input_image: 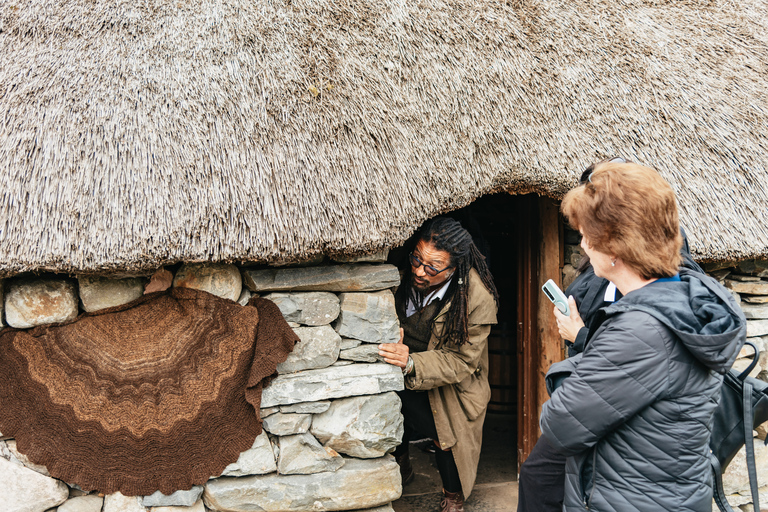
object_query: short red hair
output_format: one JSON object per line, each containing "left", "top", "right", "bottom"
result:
{"left": 561, "top": 162, "right": 682, "bottom": 279}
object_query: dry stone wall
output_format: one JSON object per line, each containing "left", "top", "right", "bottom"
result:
{"left": 0, "top": 256, "right": 404, "bottom": 512}
{"left": 563, "top": 233, "right": 768, "bottom": 512}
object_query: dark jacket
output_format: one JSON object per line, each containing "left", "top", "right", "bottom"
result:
{"left": 540, "top": 269, "right": 746, "bottom": 512}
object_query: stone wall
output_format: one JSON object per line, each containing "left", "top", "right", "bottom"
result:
{"left": 562, "top": 233, "right": 768, "bottom": 512}
{"left": 0, "top": 253, "right": 405, "bottom": 512}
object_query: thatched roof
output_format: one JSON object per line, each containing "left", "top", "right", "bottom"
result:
{"left": 1, "top": 0, "right": 767, "bottom": 275}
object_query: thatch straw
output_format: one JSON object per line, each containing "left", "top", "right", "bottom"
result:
{"left": 0, "top": 0, "right": 766, "bottom": 274}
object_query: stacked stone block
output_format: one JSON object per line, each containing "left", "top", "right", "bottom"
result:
{"left": 0, "top": 256, "right": 404, "bottom": 512}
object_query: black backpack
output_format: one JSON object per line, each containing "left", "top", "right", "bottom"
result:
{"left": 710, "top": 340, "right": 768, "bottom": 512}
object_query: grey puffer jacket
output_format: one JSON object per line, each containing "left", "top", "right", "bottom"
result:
{"left": 540, "top": 269, "right": 746, "bottom": 512}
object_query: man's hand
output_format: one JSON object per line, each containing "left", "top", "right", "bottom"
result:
{"left": 554, "top": 296, "right": 585, "bottom": 341}
{"left": 379, "top": 328, "right": 409, "bottom": 368}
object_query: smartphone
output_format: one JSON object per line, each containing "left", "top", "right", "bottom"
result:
{"left": 542, "top": 279, "right": 570, "bottom": 316}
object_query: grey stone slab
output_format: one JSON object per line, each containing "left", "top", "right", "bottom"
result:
{"left": 142, "top": 487, "right": 203, "bottom": 507}
{"left": 741, "top": 303, "right": 768, "bottom": 319}
{"left": 264, "top": 292, "right": 341, "bottom": 326}
{"left": 220, "top": 432, "right": 277, "bottom": 477}
{"left": 0, "top": 457, "right": 69, "bottom": 512}
{"left": 203, "top": 456, "right": 401, "bottom": 512}
{"left": 243, "top": 264, "right": 400, "bottom": 293}
{"left": 149, "top": 500, "right": 205, "bottom": 512}
{"left": 262, "top": 413, "right": 312, "bottom": 436}
{"left": 57, "top": 495, "right": 105, "bottom": 512}
{"left": 340, "top": 344, "right": 385, "bottom": 364}
{"left": 746, "top": 319, "right": 768, "bottom": 338}
{"left": 103, "top": 492, "right": 148, "bottom": 512}
{"left": 332, "top": 360, "right": 355, "bottom": 366}
{"left": 172, "top": 263, "right": 242, "bottom": 301}
{"left": 332, "top": 250, "right": 390, "bottom": 264}
{"left": 335, "top": 291, "right": 400, "bottom": 344}
{"left": 237, "top": 287, "right": 253, "bottom": 306}
{"left": 311, "top": 392, "right": 403, "bottom": 458}
{"left": 260, "top": 406, "right": 280, "bottom": 418}
{"left": 280, "top": 401, "right": 332, "bottom": 414}
{"left": 261, "top": 363, "right": 404, "bottom": 408}
{"left": 736, "top": 260, "right": 768, "bottom": 276}
{"left": 277, "top": 433, "right": 345, "bottom": 475}
{"left": 277, "top": 325, "right": 341, "bottom": 373}
{"left": 726, "top": 280, "right": 768, "bottom": 296}
{"left": 743, "top": 296, "right": 768, "bottom": 304}
{"left": 77, "top": 276, "right": 145, "bottom": 312}
{"left": 340, "top": 337, "right": 363, "bottom": 350}
{"left": 5, "top": 278, "right": 78, "bottom": 329}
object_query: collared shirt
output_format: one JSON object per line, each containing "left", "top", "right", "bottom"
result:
{"left": 405, "top": 277, "right": 454, "bottom": 317}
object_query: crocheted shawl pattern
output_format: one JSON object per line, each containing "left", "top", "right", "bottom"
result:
{"left": 0, "top": 288, "right": 297, "bottom": 496}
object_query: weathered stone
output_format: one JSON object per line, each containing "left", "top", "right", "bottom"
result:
{"left": 732, "top": 356, "right": 762, "bottom": 378}
{"left": 746, "top": 320, "right": 768, "bottom": 338}
{"left": 340, "top": 337, "right": 363, "bottom": 350}
{"left": 263, "top": 292, "right": 341, "bottom": 326}
{"left": 4, "top": 440, "right": 50, "bottom": 476}
{"left": 277, "top": 433, "right": 345, "bottom": 475}
{"left": 103, "top": 492, "right": 148, "bottom": 512}
{"left": 730, "top": 275, "right": 764, "bottom": 282}
{"left": 277, "top": 325, "right": 341, "bottom": 373}
{"left": 260, "top": 406, "right": 280, "bottom": 418}
{"left": 741, "top": 304, "right": 768, "bottom": 319}
{"left": 339, "top": 344, "right": 385, "bottom": 364}
{"left": 724, "top": 489, "right": 768, "bottom": 510}
{"left": 77, "top": 276, "right": 145, "bottom": 312}
{"left": 562, "top": 265, "right": 579, "bottom": 293}
{"left": 204, "top": 456, "right": 401, "bottom": 512}
{"left": 335, "top": 291, "right": 399, "bottom": 344}
{"left": 743, "top": 296, "right": 768, "bottom": 304}
{"left": 726, "top": 280, "right": 768, "bottom": 296}
{"left": 220, "top": 432, "right": 276, "bottom": 477}
{"left": 144, "top": 268, "right": 174, "bottom": 294}
{"left": 262, "top": 413, "right": 312, "bottom": 436}
{"left": 142, "top": 487, "right": 203, "bottom": 507}
{"left": 332, "top": 250, "right": 390, "bottom": 264}
{"left": 332, "top": 360, "right": 355, "bottom": 366}
{"left": 311, "top": 392, "right": 403, "bottom": 458}
{"left": 722, "top": 439, "right": 768, "bottom": 495}
{"left": 280, "top": 401, "right": 331, "bottom": 414}
{"left": 5, "top": 279, "right": 78, "bottom": 329}
{"left": 58, "top": 495, "right": 105, "bottom": 512}
{"left": 703, "top": 261, "right": 736, "bottom": 272}
{"left": 237, "top": 287, "right": 253, "bottom": 306}
{"left": 172, "top": 263, "right": 242, "bottom": 301}
{"left": 737, "top": 260, "right": 768, "bottom": 276}
{"left": 149, "top": 500, "right": 205, "bottom": 512}
{"left": 0, "top": 457, "right": 69, "bottom": 512}
{"left": 710, "top": 269, "right": 733, "bottom": 282}
{"left": 564, "top": 245, "right": 583, "bottom": 268}
{"left": 243, "top": 264, "right": 400, "bottom": 293}
{"left": 261, "top": 363, "right": 404, "bottom": 408}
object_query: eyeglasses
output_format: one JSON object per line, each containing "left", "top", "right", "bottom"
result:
{"left": 409, "top": 253, "right": 452, "bottom": 277}
{"left": 579, "top": 156, "right": 627, "bottom": 185}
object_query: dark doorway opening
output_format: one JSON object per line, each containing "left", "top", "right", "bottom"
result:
{"left": 392, "top": 192, "right": 547, "bottom": 511}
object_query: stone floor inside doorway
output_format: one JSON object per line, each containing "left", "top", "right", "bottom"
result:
{"left": 392, "top": 412, "right": 519, "bottom": 512}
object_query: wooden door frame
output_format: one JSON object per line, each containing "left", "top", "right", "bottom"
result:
{"left": 516, "top": 195, "right": 564, "bottom": 470}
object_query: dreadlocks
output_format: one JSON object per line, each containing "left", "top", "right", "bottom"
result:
{"left": 398, "top": 216, "right": 499, "bottom": 347}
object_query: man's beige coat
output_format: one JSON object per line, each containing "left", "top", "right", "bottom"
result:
{"left": 406, "top": 268, "right": 498, "bottom": 497}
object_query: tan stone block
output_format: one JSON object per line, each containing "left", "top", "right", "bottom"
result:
{"left": 722, "top": 439, "right": 768, "bottom": 495}
{"left": 173, "top": 263, "right": 242, "bottom": 301}
{"left": 726, "top": 280, "right": 768, "bottom": 296}
{"left": 78, "top": 276, "right": 145, "bottom": 312}
{"left": 5, "top": 278, "right": 78, "bottom": 329}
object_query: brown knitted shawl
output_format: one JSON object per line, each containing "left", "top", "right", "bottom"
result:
{"left": 0, "top": 288, "right": 297, "bottom": 496}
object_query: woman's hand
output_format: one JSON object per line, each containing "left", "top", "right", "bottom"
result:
{"left": 554, "top": 296, "right": 585, "bottom": 341}
{"left": 379, "top": 328, "right": 409, "bottom": 368}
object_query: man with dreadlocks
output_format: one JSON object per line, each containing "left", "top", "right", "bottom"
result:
{"left": 379, "top": 217, "right": 499, "bottom": 512}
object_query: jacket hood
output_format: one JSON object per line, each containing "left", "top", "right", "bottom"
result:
{"left": 602, "top": 268, "right": 746, "bottom": 374}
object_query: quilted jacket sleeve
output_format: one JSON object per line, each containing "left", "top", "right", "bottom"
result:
{"left": 540, "top": 310, "right": 672, "bottom": 456}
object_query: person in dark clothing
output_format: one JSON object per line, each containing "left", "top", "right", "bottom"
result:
{"left": 517, "top": 158, "right": 707, "bottom": 512}
{"left": 539, "top": 160, "right": 745, "bottom": 512}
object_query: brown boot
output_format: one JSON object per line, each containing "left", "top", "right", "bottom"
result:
{"left": 440, "top": 489, "right": 464, "bottom": 512}
{"left": 395, "top": 451, "right": 414, "bottom": 486}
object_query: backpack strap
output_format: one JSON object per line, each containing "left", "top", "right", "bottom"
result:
{"left": 711, "top": 455, "right": 736, "bottom": 512}
{"left": 742, "top": 378, "right": 760, "bottom": 512}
